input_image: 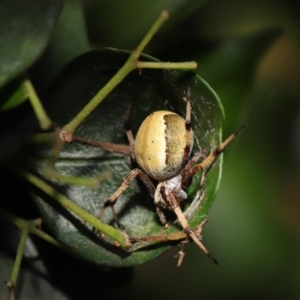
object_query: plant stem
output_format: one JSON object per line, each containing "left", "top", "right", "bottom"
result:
{"left": 136, "top": 61, "right": 197, "bottom": 69}
{"left": 30, "top": 132, "right": 54, "bottom": 144}
{"left": 9, "top": 230, "right": 28, "bottom": 285}
{"left": 0, "top": 209, "right": 78, "bottom": 255}
{"left": 63, "top": 10, "right": 194, "bottom": 134}
{"left": 23, "top": 79, "right": 52, "bottom": 130}
{"left": 133, "top": 10, "right": 169, "bottom": 57}
{"left": 22, "top": 172, "right": 131, "bottom": 248}
{"left": 62, "top": 59, "right": 134, "bottom": 133}
{"left": 7, "top": 229, "right": 29, "bottom": 299}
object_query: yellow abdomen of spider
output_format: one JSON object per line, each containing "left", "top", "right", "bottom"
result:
{"left": 134, "top": 111, "right": 194, "bottom": 181}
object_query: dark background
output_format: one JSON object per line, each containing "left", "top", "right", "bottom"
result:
{"left": 1, "top": 0, "right": 300, "bottom": 299}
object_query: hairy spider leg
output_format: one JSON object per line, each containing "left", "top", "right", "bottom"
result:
{"left": 65, "top": 133, "right": 132, "bottom": 156}
{"left": 97, "top": 168, "right": 156, "bottom": 229}
{"left": 187, "top": 124, "right": 247, "bottom": 179}
{"left": 180, "top": 149, "right": 207, "bottom": 187}
{"left": 182, "top": 87, "right": 192, "bottom": 167}
{"left": 61, "top": 100, "right": 136, "bottom": 157}
{"left": 124, "top": 99, "right": 135, "bottom": 151}
{"left": 167, "top": 192, "right": 218, "bottom": 264}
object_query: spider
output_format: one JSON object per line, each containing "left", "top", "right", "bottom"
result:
{"left": 61, "top": 88, "right": 244, "bottom": 264}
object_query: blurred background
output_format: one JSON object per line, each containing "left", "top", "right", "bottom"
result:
{"left": 1, "top": 0, "right": 300, "bottom": 298}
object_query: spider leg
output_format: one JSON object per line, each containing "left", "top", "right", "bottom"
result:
{"left": 124, "top": 99, "right": 135, "bottom": 153}
{"left": 97, "top": 168, "right": 155, "bottom": 229}
{"left": 180, "top": 149, "right": 206, "bottom": 186}
{"left": 65, "top": 100, "right": 135, "bottom": 159}
{"left": 61, "top": 130, "right": 133, "bottom": 156}
{"left": 182, "top": 87, "right": 192, "bottom": 167}
{"left": 184, "top": 147, "right": 211, "bottom": 171}
{"left": 188, "top": 124, "right": 247, "bottom": 178}
{"left": 168, "top": 192, "right": 218, "bottom": 264}
{"left": 156, "top": 206, "right": 167, "bottom": 224}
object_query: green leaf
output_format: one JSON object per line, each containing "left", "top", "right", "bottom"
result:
{"left": 30, "top": 0, "right": 89, "bottom": 97}
{"left": 0, "top": 78, "right": 27, "bottom": 111}
{"left": 28, "top": 48, "right": 223, "bottom": 267}
{"left": 0, "top": 0, "right": 62, "bottom": 89}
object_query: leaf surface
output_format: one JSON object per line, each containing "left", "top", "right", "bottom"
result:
{"left": 0, "top": 0, "right": 62, "bottom": 89}
{"left": 30, "top": 48, "right": 223, "bottom": 267}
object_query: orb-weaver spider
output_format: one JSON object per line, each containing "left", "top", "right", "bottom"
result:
{"left": 61, "top": 88, "right": 244, "bottom": 264}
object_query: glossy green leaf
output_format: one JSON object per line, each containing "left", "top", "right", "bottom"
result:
{"left": 28, "top": 48, "right": 223, "bottom": 267}
{"left": 0, "top": 0, "right": 62, "bottom": 89}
